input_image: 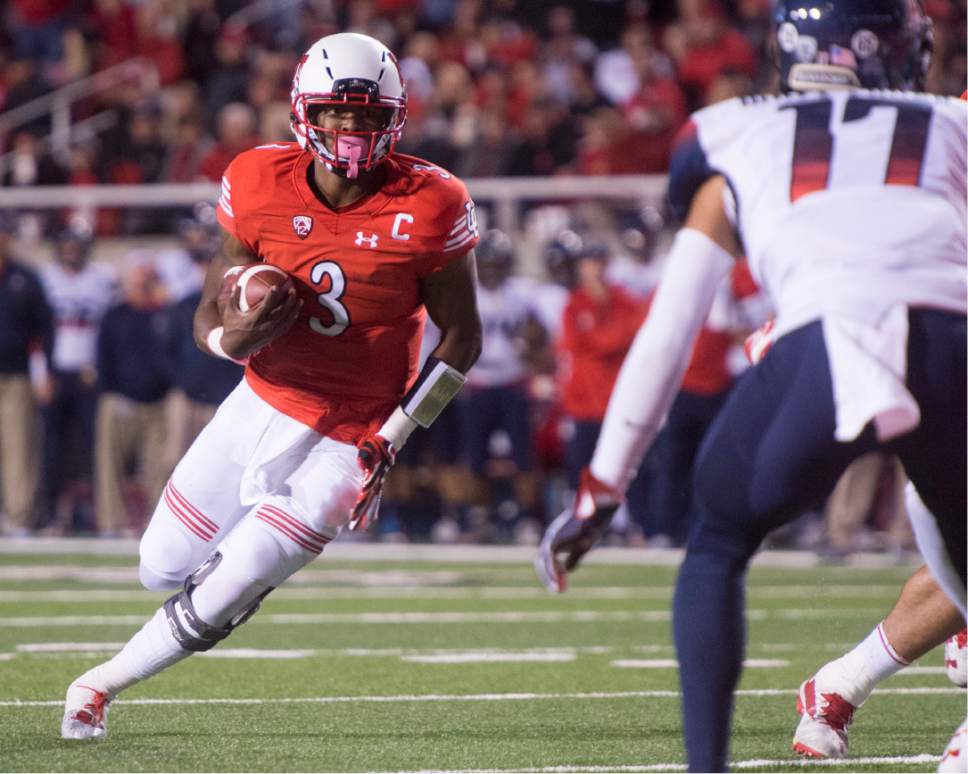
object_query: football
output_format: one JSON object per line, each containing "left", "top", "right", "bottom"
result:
{"left": 223, "top": 264, "right": 294, "bottom": 312}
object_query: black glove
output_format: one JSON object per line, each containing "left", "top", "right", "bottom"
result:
{"left": 534, "top": 467, "right": 623, "bottom": 592}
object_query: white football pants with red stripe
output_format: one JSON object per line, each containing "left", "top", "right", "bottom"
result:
{"left": 139, "top": 378, "right": 361, "bottom": 593}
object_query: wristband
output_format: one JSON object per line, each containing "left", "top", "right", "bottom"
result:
{"left": 377, "top": 406, "right": 419, "bottom": 450}
{"left": 205, "top": 326, "right": 248, "bottom": 365}
{"left": 206, "top": 326, "right": 229, "bottom": 359}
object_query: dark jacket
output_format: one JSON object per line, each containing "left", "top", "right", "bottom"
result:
{"left": 96, "top": 303, "right": 171, "bottom": 402}
{"left": 0, "top": 258, "right": 53, "bottom": 375}
{"left": 164, "top": 291, "right": 242, "bottom": 404}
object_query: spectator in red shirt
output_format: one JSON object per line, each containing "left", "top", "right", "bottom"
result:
{"left": 88, "top": 0, "right": 137, "bottom": 71}
{"left": 622, "top": 51, "right": 689, "bottom": 172}
{"left": 559, "top": 240, "right": 645, "bottom": 488}
{"left": 132, "top": 2, "right": 184, "bottom": 86}
{"left": 574, "top": 106, "right": 627, "bottom": 175}
{"left": 197, "top": 102, "right": 258, "bottom": 182}
{"left": 665, "top": 0, "right": 757, "bottom": 108}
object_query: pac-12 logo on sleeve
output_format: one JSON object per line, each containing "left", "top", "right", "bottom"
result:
{"left": 292, "top": 215, "right": 313, "bottom": 239}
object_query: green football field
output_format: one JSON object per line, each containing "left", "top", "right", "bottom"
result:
{"left": 0, "top": 543, "right": 962, "bottom": 772}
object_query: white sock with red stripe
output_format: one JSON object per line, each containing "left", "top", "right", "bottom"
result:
{"left": 74, "top": 608, "right": 191, "bottom": 699}
{"left": 814, "top": 621, "right": 910, "bottom": 708}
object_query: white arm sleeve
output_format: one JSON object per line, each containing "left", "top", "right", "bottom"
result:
{"left": 589, "top": 228, "right": 734, "bottom": 492}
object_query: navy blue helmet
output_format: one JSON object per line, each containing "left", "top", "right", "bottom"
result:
{"left": 773, "top": 0, "right": 932, "bottom": 92}
{"left": 476, "top": 229, "right": 514, "bottom": 269}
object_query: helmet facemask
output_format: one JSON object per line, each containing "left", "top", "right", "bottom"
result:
{"left": 291, "top": 85, "right": 406, "bottom": 179}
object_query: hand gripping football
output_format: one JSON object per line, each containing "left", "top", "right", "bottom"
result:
{"left": 223, "top": 264, "right": 294, "bottom": 312}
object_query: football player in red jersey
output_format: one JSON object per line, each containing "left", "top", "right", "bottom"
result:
{"left": 61, "top": 32, "right": 482, "bottom": 740}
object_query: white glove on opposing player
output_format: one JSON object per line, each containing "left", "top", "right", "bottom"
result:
{"left": 535, "top": 468, "right": 624, "bottom": 593}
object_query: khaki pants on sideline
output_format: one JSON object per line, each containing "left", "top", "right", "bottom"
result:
{"left": 95, "top": 393, "right": 168, "bottom": 533}
{"left": 164, "top": 390, "right": 218, "bottom": 475}
{"left": 826, "top": 452, "right": 907, "bottom": 552}
{"left": 0, "top": 374, "right": 39, "bottom": 529}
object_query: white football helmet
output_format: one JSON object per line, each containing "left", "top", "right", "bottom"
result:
{"left": 290, "top": 33, "right": 407, "bottom": 178}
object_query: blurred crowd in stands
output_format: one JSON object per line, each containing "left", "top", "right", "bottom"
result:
{"left": 0, "top": 0, "right": 952, "bottom": 551}
{"left": 1, "top": 0, "right": 965, "bottom": 235}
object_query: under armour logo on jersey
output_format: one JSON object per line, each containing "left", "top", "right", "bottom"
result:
{"left": 355, "top": 232, "right": 379, "bottom": 248}
{"left": 292, "top": 216, "right": 313, "bottom": 239}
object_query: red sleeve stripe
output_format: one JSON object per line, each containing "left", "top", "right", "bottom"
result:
{"left": 168, "top": 482, "right": 219, "bottom": 533}
{"left": 163, "top": 486, "right": 215, "bottom": 542}
{"left": 219, "top": 177, "right": 234, "bottom": 218}
{"left": 255, "top": 510, "right": 326, "bottom": 554}
{"left": 260, "top": 503, "right": 329, "bottom": 543}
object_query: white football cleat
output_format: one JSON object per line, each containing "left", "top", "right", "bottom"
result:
{"left": 792, "top": 678, "right": 856, "bottom": 758}
{"left": 944, "top": 628, "right": 967, "bottom": 687}
{"left": 61, "top": 681, "right": 111, "bottom": 739}
{"left": 938, "top": 719, "right": 967, "bottom": 773}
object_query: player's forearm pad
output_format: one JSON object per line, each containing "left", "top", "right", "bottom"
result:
{"left": 402, "top": 356, "right": 467, "bottom": 428}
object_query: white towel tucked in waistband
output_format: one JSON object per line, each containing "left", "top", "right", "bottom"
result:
{"left": 822, "top": 305, "right": 920, "bottom": 443}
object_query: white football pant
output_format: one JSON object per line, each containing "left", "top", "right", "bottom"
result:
{"left": 139, "top": 379, "right": 361, "bottom": 610}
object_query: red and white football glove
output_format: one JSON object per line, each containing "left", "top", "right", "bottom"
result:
{"left": 743, "top": 318, "right": 776, "bottom": 365}
{"left": 535, "top": 467, "right": 624, "bottom": 593}
{"left": 349, "top": 434, "right": 396, "bottom": 531}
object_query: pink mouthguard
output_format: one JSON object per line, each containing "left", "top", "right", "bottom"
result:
{"left": 336, "top": 136, "right": 369, "bottom": 178}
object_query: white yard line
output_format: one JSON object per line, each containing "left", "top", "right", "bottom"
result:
{"left": 15, "top": 642, "right": 862, "bottom": 658}
{"left": 378, "top": 755, "right": 941, "bottom": 773}
{"left": 402, "top": 652, "right": 577, "bottom": 664}
{"left": 0, "top": 607, "right": 902, "bottom": 627}
{"left": 0, "top": 611, "right": 676, "bottom": 627}
{"left": 14, "top": 643, "right": 612, "bottom": 657}
{"left": 1, "top": 686, "right": 960, "bottom": 709}
{"left": 0, "top": 537, "right": 918, "bottom": 570}
{"left": 0, "top": 585, "right": 903, "bottom": 602}
{"left": 898, "top": 666, "right": 948, "bottom": 676}
{"left": 611, "top": 659, "right": 789, "bottom": 669}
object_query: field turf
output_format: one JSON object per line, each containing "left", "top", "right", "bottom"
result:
{"left": 0, "top": 543, "right": 961, "bottom": 772}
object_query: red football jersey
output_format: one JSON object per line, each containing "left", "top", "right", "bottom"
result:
{"left": 216, "top": 144, "right": 479, "bottom": 444}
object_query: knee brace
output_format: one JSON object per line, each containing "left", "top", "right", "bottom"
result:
{"left": 162, "top": 552, "right": 273, "bottom": 652}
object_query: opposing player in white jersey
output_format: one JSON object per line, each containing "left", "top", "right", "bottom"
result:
{"left": 536, "top": 1, "right": 965, "bottom": 770}
{"left": 464, "top": 230, "right": 546, "bottom": 537}
{"left": 40, "top": 228, "right": 118, "bottom": 529}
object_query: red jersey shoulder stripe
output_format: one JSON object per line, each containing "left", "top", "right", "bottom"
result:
{"left": 219, "top": 175, "right": 234, "bottom": 218}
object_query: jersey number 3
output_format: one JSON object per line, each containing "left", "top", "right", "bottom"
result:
{"left": 784, "top": 96, "right": 932, "bottom": 203}
{"left": 309, "top": 260, "right": 350, "bottom": 337}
